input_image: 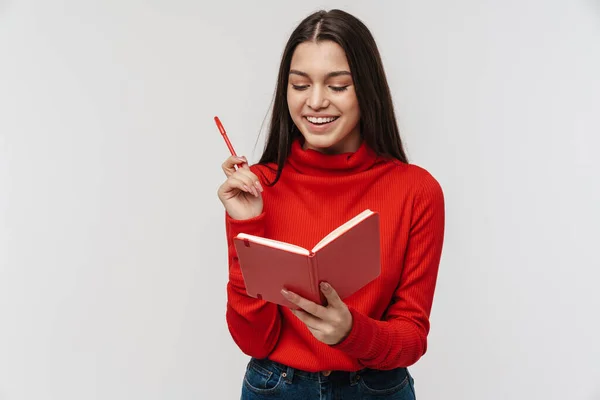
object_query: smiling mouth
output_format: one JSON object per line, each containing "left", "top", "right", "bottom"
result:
{"left": 305, "top": 116, "right": 340, "bottom": 125}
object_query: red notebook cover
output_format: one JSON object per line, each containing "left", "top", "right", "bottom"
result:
{"left": 232, "top": 210, "right": 381, "bottom": 308}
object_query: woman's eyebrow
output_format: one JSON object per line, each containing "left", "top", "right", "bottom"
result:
{"left": 289, "top": 69, "right": 352, "bottom": 79}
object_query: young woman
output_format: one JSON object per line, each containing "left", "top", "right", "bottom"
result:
{"left": 217, "top": 9, "right": 445, "bottom": 400}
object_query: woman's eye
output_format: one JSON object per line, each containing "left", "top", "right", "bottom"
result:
{"left": 330, "top": 86, "right": 349, "bottom": 92}
{"left": 292, "top": 84, "right": 309, "bottom": 91}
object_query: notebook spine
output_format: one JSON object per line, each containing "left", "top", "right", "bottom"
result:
{"left": 308, "top": 251, "right": 320, "bottom": 302}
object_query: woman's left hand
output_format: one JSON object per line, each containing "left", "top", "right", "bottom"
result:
{"left": 281, "top": 282, "right": 353, "bottom": 345}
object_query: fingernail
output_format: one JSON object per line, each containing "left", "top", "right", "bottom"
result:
{"left": 320, "top": 282, "right": 330, "bottom": 291}
{"left": 243, "top": 185, "right": 251, "bottom": 192}
{"left": 254, "top": 181, "right": 262, "bottom": 192}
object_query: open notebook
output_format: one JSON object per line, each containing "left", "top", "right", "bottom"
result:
{"left": 233, "top": 209, "right": 381, "bottom": 308}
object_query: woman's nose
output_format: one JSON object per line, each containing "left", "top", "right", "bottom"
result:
{"left": 307, "top": 87, "right": 329, "bottom": 110}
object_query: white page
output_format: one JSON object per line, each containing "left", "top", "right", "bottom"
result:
{"left": 312, "top": 209, "right": 374, "bottom": 253}
{"left": 236, "top": 233, "right": 310, "bottom": 256}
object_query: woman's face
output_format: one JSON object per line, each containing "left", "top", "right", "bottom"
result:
{"left": 287, "top": 40, "right": 361, "bottom": 154}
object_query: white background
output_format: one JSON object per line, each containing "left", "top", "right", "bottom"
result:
{"left": 1, "top": 0, "right": 599, "bottom": 399}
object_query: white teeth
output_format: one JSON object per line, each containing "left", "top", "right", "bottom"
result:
{"left": 306, "top": 116, "right": 337, "bottom": 124}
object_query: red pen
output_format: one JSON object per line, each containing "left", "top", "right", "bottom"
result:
{"left": 214, "top": 116, "right": 237, "bottom": 155}
{"left": 214, "top": 116, "right": 244, "bottom": 170}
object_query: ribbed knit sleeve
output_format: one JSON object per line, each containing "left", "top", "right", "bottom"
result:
{"left": 225, "top": 211, "right": 282, "bottom": 358}
{"left": 331, "top": 173, "right": 445, "bottom": 369}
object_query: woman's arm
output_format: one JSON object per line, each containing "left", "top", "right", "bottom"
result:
{"left": 331, "top": 174, "right": 445, "bottom": 369}
{"left": 225, "top": 212, "right": 282, "bottom": 358}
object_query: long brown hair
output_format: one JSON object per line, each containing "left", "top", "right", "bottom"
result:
{"left": 259, "top": 9, "right": 408, "bottom": 185}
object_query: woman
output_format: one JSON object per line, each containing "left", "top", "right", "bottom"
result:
{"left": 217, "top": 8, "right": 445, "bottom": 400}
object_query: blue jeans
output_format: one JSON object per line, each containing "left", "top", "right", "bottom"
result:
{"left": 241, "top": 357, "right": 416, "bottom": 400}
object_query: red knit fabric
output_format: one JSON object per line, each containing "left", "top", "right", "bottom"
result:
{"left": 225, "top": 138, "right": 445, "bottom": 372}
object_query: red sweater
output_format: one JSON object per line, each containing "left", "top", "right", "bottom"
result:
{"left": 225, "top": 138, "right": 445, "bottom": 372}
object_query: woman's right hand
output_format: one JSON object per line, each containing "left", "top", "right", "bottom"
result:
{"left": 217, "top": 155, "right": 264, "bottom": 220}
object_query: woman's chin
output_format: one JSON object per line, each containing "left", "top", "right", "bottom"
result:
{"left": 301, "top": 134, "right": 338, "bottom": 152}
{"left": 301, "top": 130, "right": 361, "bottom": 154}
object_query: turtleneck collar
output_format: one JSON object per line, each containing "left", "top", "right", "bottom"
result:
{"left": 285, "top": 137, "right": 379, "bottom": 177}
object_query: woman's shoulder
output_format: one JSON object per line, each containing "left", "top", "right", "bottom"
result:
{"left": 382, "top": 158, "right": 444, "bottom": 198}
{"left": 248, "top": 162, "right": 278, "bottom": 182}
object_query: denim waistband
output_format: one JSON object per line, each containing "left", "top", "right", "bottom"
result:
{"left": 250, "top": 357, "right": 365, "bottom": 384}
